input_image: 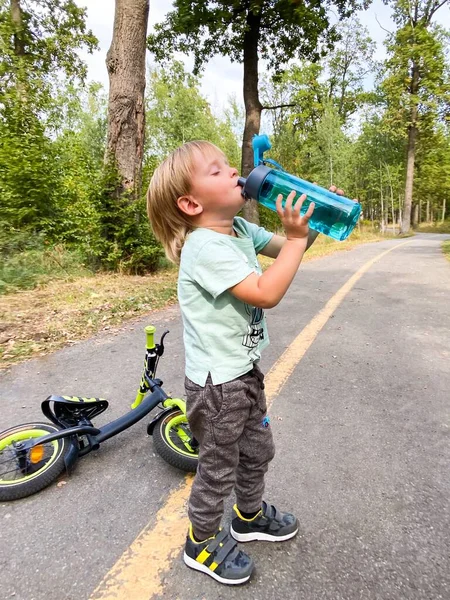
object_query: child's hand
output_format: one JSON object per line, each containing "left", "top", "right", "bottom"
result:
{"left": 327, "top": 184, "right": 359, "bottom": 203}
{"left": 276, "top": 191, "right": 315, "bottom": 241}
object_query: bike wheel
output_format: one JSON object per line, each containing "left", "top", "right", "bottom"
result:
{"left": 152, "top": 408, "right": 198, "bottom": 473}
{"left": 0, "top": 422, "right": 70, "bottom": 501}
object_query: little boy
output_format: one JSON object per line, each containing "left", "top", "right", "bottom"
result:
{"left": 147, "top": 140, "right": 319, "bottom": 585}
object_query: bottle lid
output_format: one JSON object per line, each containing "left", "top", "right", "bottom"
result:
{"left": 240, "top": 165, "right": 272, "bottom": 201}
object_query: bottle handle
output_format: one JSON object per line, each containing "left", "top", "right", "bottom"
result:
{"left": 262, "top": 158, "right": 285, "bottom": 172}
{"left": 252, "top": 134, "right": 285, "bottom": 171}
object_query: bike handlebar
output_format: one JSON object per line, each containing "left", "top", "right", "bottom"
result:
{"left": 145, "top": 325, "right": 156, "bottom": 349}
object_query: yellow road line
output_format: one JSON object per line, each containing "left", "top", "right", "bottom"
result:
{"left": 90, "top": 240, "right": 412, "bottom": 600}
{"left": 91, "top": 477, "right": 193, "bottom": 599}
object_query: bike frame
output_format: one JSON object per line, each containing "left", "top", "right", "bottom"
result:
{"left": 17, "top": 326, "right": 186, "bottom": 454}
{"left": 19, "top": 384, "right": 168, "bottom": 451}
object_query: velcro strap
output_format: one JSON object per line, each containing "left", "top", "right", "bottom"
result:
{"left": 262, "top": 501, "right": 274, "bottom": 519}
{"left": 206, "top": 527, "right": 229, "bottom": 553}
{"left": 213, "top": 537, "right": 238, "bottom": 565}
{"left": 273, "top": 506, "right": 284, "bottom": 522}
{"left": 263, "top": 502, "right": 284, "bottom": 528}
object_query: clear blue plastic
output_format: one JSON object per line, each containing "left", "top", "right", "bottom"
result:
{"left": 259, "top": 170, "right": 361, "bottom": 241}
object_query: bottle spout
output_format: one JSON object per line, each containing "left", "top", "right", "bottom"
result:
{"left": 237, "top": 176, "right": 247, "bottom": 199}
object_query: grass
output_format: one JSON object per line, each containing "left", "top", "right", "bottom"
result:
{"left": 443, "top": 240, "right": 450, "bottom": 262}
{"left": 415, "top": 221, "right": 450, "bottom": 234}
{"left": 0, "top": 269, "right": 178, "bottom": 369}
{"left": 0, "top": 228, "right": 393, "bottom": 370}
{"left": 414, "top": 222, "right": 450, "bottom": 261}
{"left": 0, "top": 243, "right": 93, "bottom": 295}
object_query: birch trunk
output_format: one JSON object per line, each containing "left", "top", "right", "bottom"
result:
{"left": 401, "top": 62, "right": 419, "bottom": 234}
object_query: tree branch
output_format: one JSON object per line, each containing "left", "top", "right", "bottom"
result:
{"left": 427, "top": 0, "right": 449, "bottom": 23}
{"left": 374, "top": 14, "right": 392, "bottom": 36}
{"left": 262, "top": 103, "right": 296, "bottom": 110}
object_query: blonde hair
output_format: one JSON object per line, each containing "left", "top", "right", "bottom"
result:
{"left": 147, "top": 140, "right": 225, "bottom": 264}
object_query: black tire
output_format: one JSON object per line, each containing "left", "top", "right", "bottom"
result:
{"left": 152, "top": 408, "right": 198, "bottom": 473}
{"left": 0, "top": 422, "right": 71, "bottom": 501}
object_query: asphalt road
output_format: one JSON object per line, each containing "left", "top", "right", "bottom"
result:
{"left": 1, "top": 234, "right": 449, "bottom": 600}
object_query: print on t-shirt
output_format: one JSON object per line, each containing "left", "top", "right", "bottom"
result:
{"left": 242, "top": 305, "right": 265, "bottom": 352}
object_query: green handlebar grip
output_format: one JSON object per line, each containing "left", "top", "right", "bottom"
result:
{"left": 145, "top": 325, "right": 156, "bottom": 349}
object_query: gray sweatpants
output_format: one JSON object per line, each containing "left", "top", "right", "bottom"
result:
{"left": 185, "top": 364, "right": 275, "bottom": 540}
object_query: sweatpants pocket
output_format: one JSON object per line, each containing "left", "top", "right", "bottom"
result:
{"left": 209, "top": 378, "right": 251, "bottom": 446}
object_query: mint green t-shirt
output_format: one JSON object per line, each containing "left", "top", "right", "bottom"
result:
{"left": 178, "top": 216, "right": 274, "bottom": 386}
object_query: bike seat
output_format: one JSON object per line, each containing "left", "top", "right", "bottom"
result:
{"left": 48, "top": 395, "right": 108, "bottom": 404}
{"left": 42, "top": 395, "right": 109, "bottom": 427}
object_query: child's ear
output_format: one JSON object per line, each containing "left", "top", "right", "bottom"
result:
{"left": 177, "top": 195, "right": 203, "bottom": 216}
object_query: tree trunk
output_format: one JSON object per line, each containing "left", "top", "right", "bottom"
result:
{"left": 10, "top": 0, "right": 25, "bottom": 56}
{"left": 105, "top": 0, "right": 149, "bottom": 199}
{"left": 390, "top": 186, "right": 396, "bottom": 234}
{"left": 401, "top": 118, "right": 418, "bottom": 233}
{"left": 380, "top": 165, "right": 385, "bottom": 233}
{"left": 412, "top": 203, "right": 419, "bottom": 226}
{"left": 10, "top": 0, "right": 27, "bottom": 104}
{"left": 401, "top": 62, "right": 419, "bottom": 234}
{"left": 241, "top": 9, "right": 262, "bottom": 224}
{"left": 442, "top": 197, "right": 446, "bottom": 222}
{"left": 385, "top": 164, "right": 396, "bottom": 234}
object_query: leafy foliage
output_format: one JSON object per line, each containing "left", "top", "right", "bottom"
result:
{"left": 0, "top": 0, "right": 98, "bottom": 241}
{"left": 145, "top": 61, "right": 241, "bottom": 166}
{"left": 148, "top": 0, "right": 364, "bottom": 73}
{"left": 380, "top": 19, "right": 449, "bottom": 133}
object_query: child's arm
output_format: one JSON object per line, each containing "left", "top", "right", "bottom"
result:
{"left": 260, "top": 230, "right": 319, "bottom": 258}
{"left": 229, "top": 191, "right": 314, "bottom": 309}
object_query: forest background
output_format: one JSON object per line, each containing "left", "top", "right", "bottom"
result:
{"left": 0, "top": 0, "right": 449, "bottom": 366}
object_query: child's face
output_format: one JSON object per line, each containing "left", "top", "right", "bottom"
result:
{"left": 187, "top": 148, "right": 244, "bottom": 219}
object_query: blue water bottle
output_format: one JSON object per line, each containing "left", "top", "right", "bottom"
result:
{"left": 238, "top": 135, "right": 361, "bottom": 241}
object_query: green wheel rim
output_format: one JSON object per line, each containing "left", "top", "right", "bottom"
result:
{"left": 163, "top": 414, "right": 197, "bottom": 458}
{"left": 0, "top": 429, "right": 62, "bottom": 486}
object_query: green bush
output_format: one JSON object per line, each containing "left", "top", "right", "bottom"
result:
{"left": 89, "top": 166, "right": 164, "bottom": 274}
{"left": 0, "top": 232, "right": 92, "bottom": 294}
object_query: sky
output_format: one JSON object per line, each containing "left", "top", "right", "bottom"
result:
{"left": 75, "top": 0, "right": 450, "bottom": 116}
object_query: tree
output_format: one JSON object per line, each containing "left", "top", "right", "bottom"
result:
{"left": 309, "top": 103, "right": 352, "bottom": 188}
{"left": 380, "top": 0, "right": 450, "bottom": 233}
{"left": 147, "top": 0, "right": 363, "bottom": 224}
{"left": 414, "top": 125, "right": 450, "bottom": 222}
{"left": 0, "top": 0, "right": 97, "bottom": 233}
{"left": 51, "top": 83, "right": 108, "bottom": 252}
{"left": 323, "top": 17, "right": 376, "bottom": 122}
{"left": 145, "top": 61, "right": 240, "bottom": 168}
{"left": 1, "top": 0, "right": 97, "bottom": 104}
{"left": 261, "top": 62, "right": 326, "bottom": 144}
{"left": 105, "top": 0, "right": 149, "bottom": 199}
